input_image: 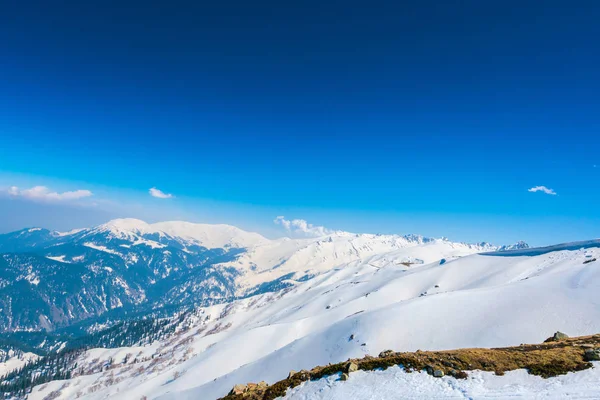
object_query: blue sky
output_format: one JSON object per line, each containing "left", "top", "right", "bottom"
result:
{"left": 1, "top": 0, "right": 599, "bottom": 245}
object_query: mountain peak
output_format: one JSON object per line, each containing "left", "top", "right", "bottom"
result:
{"left": 100, "top": 218, "right": 151, "bottom": 231}
{"left": 498, "top": 241, "right": 530, "bottom": 251}
{"left": 86, "top": 218, "right": 269, "bottom": 249}
{"left": 151, "top": 220, "right": 269, "bottom": 248}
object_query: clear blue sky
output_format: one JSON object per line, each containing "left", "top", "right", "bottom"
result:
{"left": 0, "top": 0, "right": 599, "bottom": 245}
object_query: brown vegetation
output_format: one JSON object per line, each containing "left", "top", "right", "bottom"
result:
{"left": 220, "top": 334, "right": 600, "bottom": 400}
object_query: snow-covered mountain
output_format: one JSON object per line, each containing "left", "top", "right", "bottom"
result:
{"left": 0, "top": 218, "right": 270, "bottom": 332}
{"left": 84, "top": 218, "right": 269, "bottom": 249}
{"left": 20, "top": 238, "right": 600, "bottom": 400}
{"left": 0, "top": 219, "right": 521, "bottom": 332}
{"left": 224, "top": 233, "right": 500, "bottom": 293}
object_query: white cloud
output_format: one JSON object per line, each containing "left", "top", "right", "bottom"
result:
{"left": 149, "top": 187, "right": 174, "bottom": 199}
{"left": 528, "top": 186, "right": 557, "bottom": 196}
{"left": 274, "top": 216, "right": 334, "bottom": 237}
{"left": 6, "top": 186, "right": 93, "bottom": 201}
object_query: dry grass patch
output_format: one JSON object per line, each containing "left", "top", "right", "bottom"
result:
{"left": 220, "top": 334, "right": 600, "bottom": 400}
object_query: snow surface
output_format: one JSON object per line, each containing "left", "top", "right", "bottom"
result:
{"left": 282, "top": 364, "right": 600, "bottom": 399}
{"left": 28, "top": 240, "right": 600, "bottom": 400}
{"left": 83, "top": 242, "right": 122, "bottom": 256}
{"left": 46, "top": 255, "right": 69, "bottom": 263}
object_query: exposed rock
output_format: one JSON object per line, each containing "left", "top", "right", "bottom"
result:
{"left": 287, "top": 370, "right": 296, "bottom": 379}
{"left": 349, "top": 334, "right": 355, "bottom": 340}
{"left": 340, "top": 372, "right": 349, "bottom": 381}
{"left": 584, "top": 348, "right": 600, "bottom": 361}
{"left": 229, "top": 384, "right": 247, "bottom": 395}
{"left": 257, "top": 381, "right": 268, "bottom": 388}
{"left": 546, "top": 331, "right": 570, "bottom": 342}
{"left": 554, "top": 331, "right": 569, "bottom": 341}
{"left": 297, "top": 370, "right": 310, "bottom": 380}
{"left": 433, "top": 370, "right": 444, "bottom": 378}
{"left": 345, "top": 361, "right": 359, "bottom": 373}
{"left": 379, "top": 350, "right": 394, "bottom": 358}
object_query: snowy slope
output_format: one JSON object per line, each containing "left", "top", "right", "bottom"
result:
{"left": 28, "top": 240, "right": 600, "bottom": 400}
{"left": 0, "top": 351, "right": 39, "bottom": 378}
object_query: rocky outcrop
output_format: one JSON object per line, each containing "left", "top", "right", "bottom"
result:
{"left": 584, "top": 348, "right": 600, "bottom": 361}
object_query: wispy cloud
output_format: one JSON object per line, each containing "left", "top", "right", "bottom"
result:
{"left": 528, "top": 186, "right": 557, "bottom": 196}
{"left": 274, "top": 216, "right": 335, "bottom": 237}
{"left": 149, "top": 187, "right": 174, "bottom": 199}
{"left": 5, "top": 186, "right": 93, "bottom": 201}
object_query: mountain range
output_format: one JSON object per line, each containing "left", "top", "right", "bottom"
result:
{"left": 0, "top": 218, "right": 528, "bottom": 333}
